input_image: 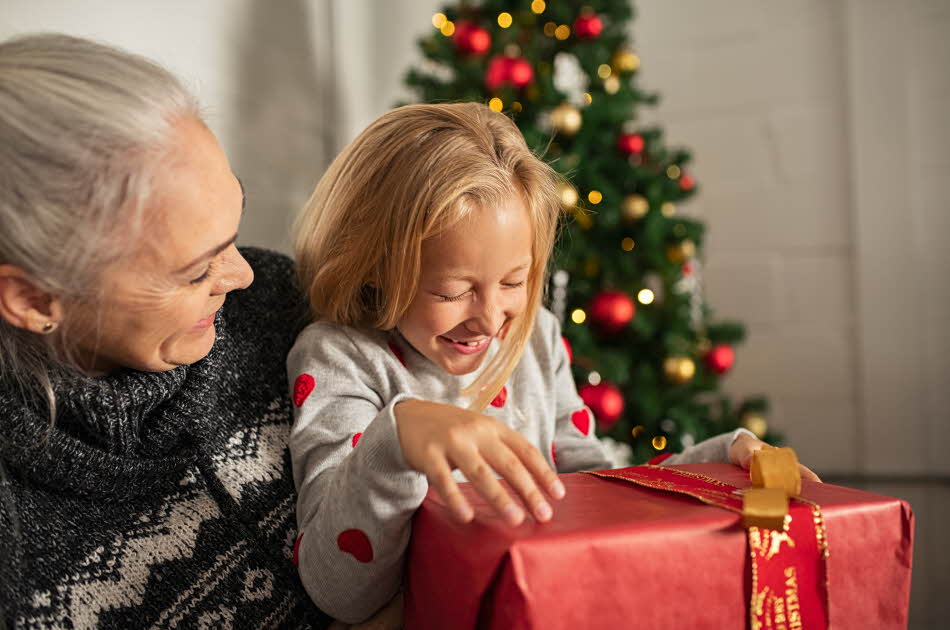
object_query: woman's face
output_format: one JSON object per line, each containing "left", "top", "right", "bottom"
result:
{"left": 70, "top": 116, "right": 253, "bottom": 374}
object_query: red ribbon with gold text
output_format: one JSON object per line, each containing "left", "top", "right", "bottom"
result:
{"left": 585, "top": 466, "right": 830, "bottom": 630}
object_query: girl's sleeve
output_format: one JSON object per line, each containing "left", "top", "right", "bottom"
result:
{"left": 659, "top": 428, "right": 756, "bottom": 465}
{"left": 547, "top": 316, "right": 613, "bottom": 473}
{"left": 287, "top": 326, "right": 428, "bottom": 624}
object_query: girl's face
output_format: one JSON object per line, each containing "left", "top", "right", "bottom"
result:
{"left": 397, "top": 194, "right": 533, "bottom": 375}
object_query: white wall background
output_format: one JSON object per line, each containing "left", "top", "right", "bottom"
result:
{"left": 2, "top": 1, "right": 947, "bottom": 476}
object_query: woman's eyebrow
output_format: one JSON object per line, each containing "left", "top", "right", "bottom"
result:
{"left": 175, "top": 176, "right": 244, "bottom": 273}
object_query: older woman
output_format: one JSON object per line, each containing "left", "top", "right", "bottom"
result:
{"left": 0, "top": 34, "right": 333, "bottom": 628}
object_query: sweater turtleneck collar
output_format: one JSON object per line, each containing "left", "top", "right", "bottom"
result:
{"left": 0, "top": 313, "right": 226, "bottom": 502}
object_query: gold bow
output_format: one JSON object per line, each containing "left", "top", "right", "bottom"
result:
{"left": 742, "top": 446, "right": 802, "bottom": 530}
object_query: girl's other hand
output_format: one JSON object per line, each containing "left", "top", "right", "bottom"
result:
{"left": 729, "top": 432, "right": 822, "bottom": 483}
{"left": 394, "top": 399, "right": 566, "bottom": 526}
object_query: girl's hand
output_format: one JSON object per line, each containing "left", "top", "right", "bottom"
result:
{"left": 729, "top": 432, "right": 822, "bottom": 483}
{"left": 394, "top": 398, "right": 566, "bottom": 526}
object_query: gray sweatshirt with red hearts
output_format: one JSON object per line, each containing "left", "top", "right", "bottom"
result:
{"left": 287, "top": 307, "right": 749, "bottom": 624}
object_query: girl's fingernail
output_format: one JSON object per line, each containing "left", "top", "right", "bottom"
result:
{"left": 502, "top": 503, "right": 524, "bottom": 525}
{"left": 550, "top": 479, "right": 566, "bottom": 499}
{"left": 535, "top": 501, "right": 552, "bottom": 521}
{"left": 457, "top": 504, "right": 474, "bottom": 522}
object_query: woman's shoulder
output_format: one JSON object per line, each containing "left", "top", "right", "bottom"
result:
{"left": 225, "top": 246, "right": 309, "bottom": 337}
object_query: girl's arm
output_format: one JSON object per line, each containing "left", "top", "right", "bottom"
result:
{"left": 546, "top": 313, "right": 613, "bottom": 472}
{"left": 288, "top": 326, "right": 427, "bottom": 624}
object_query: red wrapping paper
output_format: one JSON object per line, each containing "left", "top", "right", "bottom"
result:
{"left": 404, "top": 463, "right": 913, "bottom": 630}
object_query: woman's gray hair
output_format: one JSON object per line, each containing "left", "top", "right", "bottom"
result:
{"left": 0, "top": 33, "right": 201, "bottom": 419}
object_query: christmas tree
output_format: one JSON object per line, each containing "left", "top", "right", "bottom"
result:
{"left": 402, "top": 0, "right": 775, "bottom": 464}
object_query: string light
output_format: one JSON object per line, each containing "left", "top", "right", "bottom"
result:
{"left": 584, "top": 92, "right": 593, "bottom": 105}
{"left": 637, "top": 289, "right": 655, "bottom": 305}
{"left": 652, "top": 436, "right": 668, "bottom": 450}
{"left": 544, "top": 22, "right": 557, "bottom": 37}
{"left": 597, "top": 64, "right": 612, "bottom": 79}
{"left": 488, "top": 98, "right": 503, "bottom": 112}
{"left": 666, "top": 164, "right": 682, "bottom": 179}
{"left": 431, "top": 13, "right": 447, "bottom": 28}
{"left": 621, "top": 237, "right": 635, "bottom": 251}
{"left": 555, "top": 25, "right": 571, "bottom": 40}
{"left": 571, "top": 308, "right": 587, "bottom": 324}
{"left": 512, "top": 101, "right": 523, "bottom": 112}
{"left": 588, "top": 190, "right": 603, "bottom": 204}
{"left": 661, "top": 201, "right": 676, "bottom": 217}
{"left": 498, "top": 12, "right": 513, "bottom": 28}
{"left": 631, "top": 425, "right": 646, "bottom": 438}
{"left": 531, "top": 0, "right": 546, "bottom": 14}
{"left": 440, "top": 20, "right": 455, "bottom": 36}
{"left": 604, "top": 76, "right": 620, "bottom": 94}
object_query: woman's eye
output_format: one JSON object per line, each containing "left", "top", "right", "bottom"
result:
{"left": 503, "top": 281, "right": 526, "bottom": 289}
{"left": 189, "top": 269, "right": 211, "bottom": 285}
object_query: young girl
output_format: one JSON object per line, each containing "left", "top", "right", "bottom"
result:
{"left": 287, "top": 103, "right": 797, "bottom": 624}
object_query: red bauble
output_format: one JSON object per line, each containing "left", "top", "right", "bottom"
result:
{"left": 679, "top": 173, "right": 696, "bottom": 191}
{"left": 508, "top": 57, "right": 534, "bottom": 88}
{"left": 706, "top": 345, "right": 735, "bottom": 374}
{"left": 454, "top": 21, "right": 491, "bottom": 56}
{"left": 588, "top": 290, "right": 636, "bottom": 334}
{"left": 573, "top": 14, "right": 603, "bottom": 39}
{"left": 485, "top": 55, "right": 533, "bottom": 90}
{"left": 617, "top": 133, "right": 645, "bottom": 156}
{"left": 579, "top": 382, "right": 625, "bottom": 429}
{"left": 485, "top": 55, "right": 510, "bottom": 90}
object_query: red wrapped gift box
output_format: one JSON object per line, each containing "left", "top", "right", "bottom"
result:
{"left": 404, "top": 463, "right": 913, "bottom": 630}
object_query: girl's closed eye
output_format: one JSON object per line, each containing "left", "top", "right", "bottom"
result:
{"left": 436, "top": 289, "right": 470, "bottom": 302}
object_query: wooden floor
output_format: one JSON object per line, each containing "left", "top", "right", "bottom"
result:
{"left": 823, "top": 476, "right": 950, "bottom": 630}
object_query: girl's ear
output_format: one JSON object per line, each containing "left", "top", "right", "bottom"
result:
{"left": 0, "top": 265, "right": 65, "bottom": 334}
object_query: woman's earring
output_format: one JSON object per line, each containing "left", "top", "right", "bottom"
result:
{"left": 42, "top": 321, "right": 58, "bottom": 334}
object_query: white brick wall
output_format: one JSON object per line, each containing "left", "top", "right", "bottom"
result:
{"left": 634, "top": 0, "right": 859, "bottom": 473}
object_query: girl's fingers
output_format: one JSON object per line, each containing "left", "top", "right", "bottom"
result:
{"left": 482, "top": 443, "right": 553, "bottom": 523}
{"left": 503, "top": 428, "right": 565, "bottom": 500}
{"left": 427, "top": 460, "right": 474, "bottom": 524}
{"left": 451, "top": 447, "right": 524, "bottom": 526}
{"left": 799, "top": 463, "right": 822, "bottom": 483}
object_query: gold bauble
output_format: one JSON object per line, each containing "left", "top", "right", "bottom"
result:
{"left": 622, "top": 194, "right": 649, "bottom": 220}
{"left": 558, "top": 181, "right": 579, "bottom": 210}
{"left": 611, "top": 49, "right": 641, "bottom": 73}
{"left": 741, "top": 413, "right": 768, "bottom": 439}
{"left": 663, "top": 356, "right": 696, "bottom": 384}
{"left": 666, "top": 239, "right": 696, "bottom": 263}
{"left": 550, "top": 103, "right": 583, "bottom": 136}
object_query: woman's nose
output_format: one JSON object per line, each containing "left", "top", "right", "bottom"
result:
{"left": 211, "top": 246, "right": 254, "bottom": 295}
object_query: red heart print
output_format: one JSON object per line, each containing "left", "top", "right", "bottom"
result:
{"left": 388, "top": 341, "right": 407, "bottom": 367}
{"left": 490, "top": 386, "right": 508, "bottom": 408}
{"left": 292, "top": 533, "right": 304, "bottom": 567}
{"left": 571, "top": 409, "right": 591, "bottom": 436}
{"left": 562, "top": 337, "right": 573, "bottom": 363}
{"left": 352, "top": 432, "right": 363, "bottom": 448}
{"left": 337, "top": 529, "right": 374, "bottom": 563}
{"left": 293, "top": 374, "right": 315, "bottom": 407}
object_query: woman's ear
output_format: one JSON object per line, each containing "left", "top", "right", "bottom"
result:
{"left": 0, "top": 264, "right": 64, "bottom": 334}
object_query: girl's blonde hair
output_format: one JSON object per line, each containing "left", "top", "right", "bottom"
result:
{"left": 294, "top": 102, "right": 561, "bottom": 410}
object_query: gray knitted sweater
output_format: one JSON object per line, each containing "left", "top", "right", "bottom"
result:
{"left": 0, "top": 248, "right": 331, "bottom": 629}
{"left": 287, "top": 307, "right": 744, "bottom": 624}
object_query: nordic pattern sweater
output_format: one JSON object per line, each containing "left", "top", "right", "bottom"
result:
{"left": 0, "top": 248, "right": 331, "bottom": 629}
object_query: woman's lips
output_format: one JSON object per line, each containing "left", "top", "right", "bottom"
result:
{"left": 438, "top": 335, "right": 491, "bottom": 355}
{"left": 193, "top": 310, "right": 217, "bottom": 330}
